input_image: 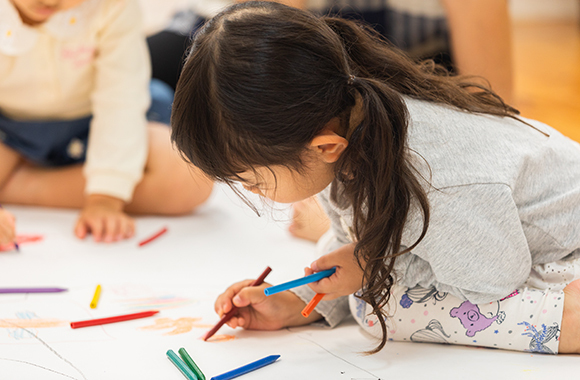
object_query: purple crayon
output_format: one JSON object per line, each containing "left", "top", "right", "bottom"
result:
{"left": 0, "top": 288, "right": 68, "bottom": 294}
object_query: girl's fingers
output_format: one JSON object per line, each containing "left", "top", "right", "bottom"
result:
{"left": 310, "top": 251, "right": 339, "bottom": 272}
{"left": 308, "top": 277, "right": 333, "bottom": 294}
{"left": 311, "top": 243, "right": 357, "bottom": 271}
{"left": 232, "top": 286, "right": 268, "bottom": 308}
{"left": 226, "top": 315, "right": 246, "bottom": 329}
{"left": 215, "top": 279, "right": 257, "bottom": 314}
{"left": 225, "top": 312, "right": 248, "bottom": 329}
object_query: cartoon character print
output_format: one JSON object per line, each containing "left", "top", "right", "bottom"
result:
{"left": 517, "top": 321, "right": 560, "bottom": 354}
{"left": 500, "top": 289, "right": 519, "bottom": 301}
{"left": 353, "top": 293, "right": 378, "bottom": 327}
{"left": 450, "top": 301, "right": 505, "bottom": 337}
{"left": 410, "top": 319, "right": 451, "bottom": 343}
{"left": 399, "top": 286, "right": 448, "bottom": 309}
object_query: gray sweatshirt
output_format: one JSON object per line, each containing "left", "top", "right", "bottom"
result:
{"left": 293, "top": 97, "right": 580, "bottom": 327}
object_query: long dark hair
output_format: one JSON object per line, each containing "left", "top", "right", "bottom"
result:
{"left": 171, "top": 1, "right": 520, "bottom": 353}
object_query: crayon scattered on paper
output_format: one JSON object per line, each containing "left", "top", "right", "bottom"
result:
{"left": 210, "top": 355, "right": 280, "bottom": 380}
{"left": 70, "top": 310, "right": 159, "bottom": 329}
{"left": 90, "top": 285, "right": 102, "bottom": 309}
{"left": 138, "top": 227, "right": 168, "bottom": 247}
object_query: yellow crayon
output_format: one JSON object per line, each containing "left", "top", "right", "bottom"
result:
{"left": 90, "top": 285, "right": 102, "bottom": 309}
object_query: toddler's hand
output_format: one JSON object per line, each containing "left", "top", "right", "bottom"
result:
{"left": 214, "top": 279, "right": 322, "bottom": 331}
{"left": 75, "top": 194, "right": 134, "bottom": 243}
{"left": 306, "top": 243, "right": 364, "bottom": 300}
{"left": 0, "top": 209, "right": 16, "bottom": 245}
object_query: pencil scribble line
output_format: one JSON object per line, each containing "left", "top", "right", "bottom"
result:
{"left": 0, "top": 318, "right": 88, "bottom": 380}
{"left": 287, "top": 327, "right": 380, "bottom": 379}
{"left": 0, "top": 357, "right": 80, "bottom": 380}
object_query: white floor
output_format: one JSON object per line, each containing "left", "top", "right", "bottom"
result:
{"left": 0, "top": 184, "right": 577, "bottom": 380}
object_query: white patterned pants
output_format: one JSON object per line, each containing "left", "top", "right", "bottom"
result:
{"left": 349, "top": 258, "right": 580, "bottom": 354}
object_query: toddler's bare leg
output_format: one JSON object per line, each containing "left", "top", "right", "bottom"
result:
{"left": 0, "top": 123, "right": 212, "bottom": 215}
{"left": 125, "top": 122, "right": 213, "bottom": 214}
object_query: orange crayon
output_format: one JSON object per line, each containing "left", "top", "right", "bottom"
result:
{"left": 301, "top": 293, "right": 325, "bottom": 318}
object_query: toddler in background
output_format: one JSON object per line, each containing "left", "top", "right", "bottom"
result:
{"left": 0, "top": 0, "right": 213, "bottom": 243}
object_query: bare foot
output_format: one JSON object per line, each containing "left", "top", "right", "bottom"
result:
{"left": 289, "top": 197, "right": 330, "bottom": 243}
{"left": 559, "top": 278, "right": 580, "bottom": 354}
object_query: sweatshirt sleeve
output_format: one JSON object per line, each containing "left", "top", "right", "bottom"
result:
{"left": 398, "top": 183, "right": 533, "bottom": 304}
{"left": 292, "top": 284, "right": 350, "bottom": 328}
{"left": 290, "top": 191, "right": 353, "bottom": 328}
{"left": 84, "top": 0, "right": 150, "bottom": 201}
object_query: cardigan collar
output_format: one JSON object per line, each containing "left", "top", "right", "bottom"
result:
{"left": 0, "top": 0, "right": 100, "bottom": 56}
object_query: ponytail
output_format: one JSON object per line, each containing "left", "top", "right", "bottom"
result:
{"left": 335, "top": 75, "right": 430, "bottom": 353}
{"left": 325, "top": 16, "right": 522, "bottom": 353}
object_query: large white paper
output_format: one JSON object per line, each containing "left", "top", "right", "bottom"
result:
{"left": 0, "top": 185, "right": 577, "bottom": 380}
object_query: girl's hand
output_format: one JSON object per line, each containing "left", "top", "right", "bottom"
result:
{"left": 306, "top": 243, "right": 364, "bottom": 300}
{"left": 75, "top": 194, "right": 134, "bottom": 243}
{"left": 215, "top": 280, "right": 322, "bottom": 331}
{"left": 0, "top": 209, "right": 16, "bottom": 246}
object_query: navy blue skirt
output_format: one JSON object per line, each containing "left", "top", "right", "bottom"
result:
{"left": 0, "top": 79, "right": 173, "bottom": 167}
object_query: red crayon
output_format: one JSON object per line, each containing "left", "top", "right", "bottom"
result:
{"left": 203, "top": 266, "right": 272, "bottom": 341}
{"left": 70, "top": 310, "right": 159, "bottom": 329}
{"left": 138, "top": 227, "right": 168, "bottom": 247}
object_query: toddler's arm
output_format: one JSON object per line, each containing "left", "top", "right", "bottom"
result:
{"left": 84, "top": 0, "right": 150, "bottom": 202}
{"left": 76, "top": 0, "right": 150, "bottom": 242}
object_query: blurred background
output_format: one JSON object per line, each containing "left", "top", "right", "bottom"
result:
{"left": 141, "top": 0, "right": 580, "bottom": 141}
{"left": 510, "top": 0, "right": 580, "bottom": 141}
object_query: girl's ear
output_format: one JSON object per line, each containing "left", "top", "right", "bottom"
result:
{"left": 310, "top": 129, "right": 348, "bottom": 163}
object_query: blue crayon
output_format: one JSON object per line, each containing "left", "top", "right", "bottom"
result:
{"left": 211, "top": 355, "right": 280, "bottom": 380}
{"left": 263, "top": 268, "right": 336, "bottom": 296}
{"left": 167, "top": 349, "right": 199, "bottom": 380}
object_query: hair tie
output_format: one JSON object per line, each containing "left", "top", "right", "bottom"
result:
{"left": 347, "top": 74, "right": 356, "bottom": 85}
